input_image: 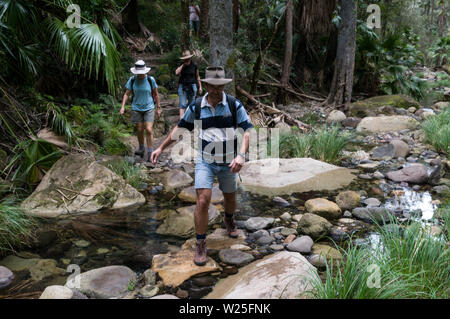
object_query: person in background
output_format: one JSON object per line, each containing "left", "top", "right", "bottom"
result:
{"left": 175, "top": 50, "right": 202, "bottom": 119}
{"left": 120, "top": 60, "right": 161, "bottom": 162}
{"left": 189, "top": 0, "right": 200, "bottom": 37}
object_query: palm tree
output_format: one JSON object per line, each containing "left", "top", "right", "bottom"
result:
{"left": 0, "top": 0, "right": 123, "bottom": 94}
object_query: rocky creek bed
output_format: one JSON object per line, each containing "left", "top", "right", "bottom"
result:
{"left": 0, "top": 97, "right": 449, "bottom": 299}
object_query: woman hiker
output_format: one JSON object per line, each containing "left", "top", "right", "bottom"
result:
{"left": 175, "top": 50, "right": 202, "bottom": 119}
{"left": 120, "top": 60, "right": 161, "bottom": 162}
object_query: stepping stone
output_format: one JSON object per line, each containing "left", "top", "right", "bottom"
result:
{"left": 218, "top": 249, "right": 254, "bottom": 267}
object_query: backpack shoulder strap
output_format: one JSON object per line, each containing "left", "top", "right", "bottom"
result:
{"left": 147, "top": 76, "right": 154, "bottom": 92}
{"left": 130, "top": 76, "right": 136, "bottom": 102}
{"left": 194, "top": 97, "right": 202, "bottom": 120}
{"left": 226, "top": 94, "right": 237, "bottom": 129}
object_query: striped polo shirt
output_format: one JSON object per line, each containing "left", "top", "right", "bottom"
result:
{"left": 177, "top": 92, "right": 254, "bottom": 164}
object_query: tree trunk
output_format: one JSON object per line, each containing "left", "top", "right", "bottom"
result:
{"left": 181, "top": 0, "right": 190, "bottom": 51}
{"left": 200, "top": 0, "right": 210, "bottom": 39}
{"left": 438, "top": 1, "right": 447, "bottom": 37}
{"left": 233, "top": 0, "right": 240, "bottom": 33}
{"left": 277, "top": 0, "right": 293, "bottom": 105}
{"left": 324, "top": 0, "right": 356, "bottom": 109}
{"left": 210, "top": 0, "right": 234, "bottom": 94}
{"left": 122, "top": 0, "right": 140, "bottom": 34}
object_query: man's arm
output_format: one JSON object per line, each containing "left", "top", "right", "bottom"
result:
{"left": 196, "top": 68, "right": 202, "bottom": 94}
{"left": 120, "top": 89, "right": 131, "bottom": 115}
{"left": 175, "top": 64, "right": 184, "bottom": 75}
{"left": 151, "top": 125, "right": 181, "bottom": 164}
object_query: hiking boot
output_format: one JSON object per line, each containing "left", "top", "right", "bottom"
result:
{"left": 194, "top": 239, "right": 207, "bottom": 266}
{"left": 224, "top": 214, "right": 239, "bottom": 238}
{"left": 144, "top": 149, "right": 152, "bottom": 162}
{"left": 134, "top": 147, "right": 144, "bottom": 156}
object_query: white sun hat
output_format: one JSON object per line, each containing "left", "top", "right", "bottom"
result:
{"left": 130, "top": 60, "right": 151, "bottom": 74}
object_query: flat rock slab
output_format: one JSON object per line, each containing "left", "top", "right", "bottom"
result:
{"left": 182, "top": 228, "right": 247, "bottom": 251}
{"left": 218, "top": 249, "right": 255, "bottom": 266}
{"left": 205, "top": 251, "right": 318, "bottom": 299}
{"left": 356, "top": 116, "right": 419, "bottom": 134}
{"left": 386, "top": 164, "right": 428, "bottom": 184}
{"left": 65, "top": 265, "right": 136, "bottom": 299}
{"left": 20, "top": 154, "right": 145, "bottom": 217}
{"left": 178, "top": 185, "right": 224, "bottom": 204}
{"left": 239, "top": 158, "right": 356, "bottom": 196}
{"left": 152, "top": 250, "right": 220, "bottom": 287}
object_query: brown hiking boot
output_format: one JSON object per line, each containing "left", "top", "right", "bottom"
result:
{"left": 194, "top": 239, "right": 207, "bottom": 266}
{"left": 224, "top": 214, "right": 239, "bottom": 238}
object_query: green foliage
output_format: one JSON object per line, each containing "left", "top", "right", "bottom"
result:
{"left": 275, "top": 126, "right": 351, "bottom": 164}
{"left": 428, "top": 36, "right": 449, "bottom": 66}
{"left": 355, "top": 25, "right": 427, "bottom": 99}
{"left": 46, "top": 103, "right": 78, "bottom": 147}
{"left": 0, "top": 197, "right": 37, "bottom": 254}
{"left": 309, "top": 215, "right": 450, "bottom": 299}
{"left": 5, "top": 139, "right": 62, "bottom": 186}
{"left": 103, "top": 138, "right": 130, "bottom": 156}
{"left": 421, "top": 107, "right": 450, "bottom": 157}
{"left": 67, "top": 106, "right": 87, "bottom": 125}
{"left": 104, "top": 159, "right": 144, "bottom": 190}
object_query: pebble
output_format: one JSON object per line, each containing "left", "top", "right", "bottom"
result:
{"left": 272, "top": 197, "right": 290, "bottom": 207}
{"left": 283, "top": 234, "right": 296, "bottom": 244}
{"left": 358, "top": 174, "right": 373, "bottom": 180}
{"left": 269, "top": 244, "right": 285, "bottom": 251}
{"left": 256, "top": 235, "right": 275, "bottom": 245}
{"left": 292, "top": 214, "right": 303, "bottom": 222}
{"left": 0, "top": 266, "right": 14, "bottom": 289}
{"left": 343, "top": 211, "right": 352, "bottom": 217}
{"left": 230, "top": 244, "right": 251, "bottom": 251}
{"left": 373, "top": 171, "right": 384, "bottom": 179}
{"left": 286, "top": 236, "right": 314, "bottom": 254}
{"left": 96, "top": 248, "right": 109, "bottom": 254}
{"left": 140, "top": 285, "right": 159, "bottom": 298}
{"left": 279, "top": 212, "right": 292, "bottom": 221}
{"left": 364, "top": 198, "right": 381, "bottom": 207}
{"left": 280, "top": 227, "right": 297, "bottom": 237}
{"left": 74, "top": 240, "right": 90, "bottom": 248}
{"left": 175, "top": 289, "right": 189, "bottom": 299}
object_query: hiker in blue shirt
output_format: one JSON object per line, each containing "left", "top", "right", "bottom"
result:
{"left": 120, "top": 60, "right": 161, "bottom": 162}
{"left": 151, "top": 67, "right": 254, "bottom": 266}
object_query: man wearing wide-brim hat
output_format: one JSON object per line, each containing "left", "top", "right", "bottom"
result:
{"left": 152, "top": 66, "right": 254, "bottom": 266}
{"left": 175, "top": 50, "right": 202, "bottom": 119}
{"left": 120, "top": 60, "right": 161, "bottom": 161}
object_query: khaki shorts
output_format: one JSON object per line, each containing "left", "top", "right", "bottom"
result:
{"left": 131, "top": 109, "right": 155, "bottom": 124}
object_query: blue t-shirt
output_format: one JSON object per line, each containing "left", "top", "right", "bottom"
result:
{"left": 125, "top": 75, "right": 158, "bottom": 112}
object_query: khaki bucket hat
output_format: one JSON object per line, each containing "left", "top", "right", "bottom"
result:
{"left": 180, "top": 50, "right": 194, "bottom": 60}
{"left": 201, "top": 66, "right": 233, "bottom": 85}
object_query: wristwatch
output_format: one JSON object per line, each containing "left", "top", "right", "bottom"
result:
{"left": 238, "top": 152, "right": 246, "bottom": 160}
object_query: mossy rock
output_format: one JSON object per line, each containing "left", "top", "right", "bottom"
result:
{"left": 349, "top": 95, "right": 420, "bottom": 117}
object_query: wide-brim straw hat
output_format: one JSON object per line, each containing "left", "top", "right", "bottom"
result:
{"left": 130, "top": 60, "right": 151, "bottom": 74}
{"left": 201, "top": 66, "right": 233, "bottom": 85}
{"left": 180, "top": 50, "right": 194, "bottom": 60}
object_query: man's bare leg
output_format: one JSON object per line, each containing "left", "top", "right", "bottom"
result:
{"left": 194, "top": 188, "right": 212, "bottom": 266}
{"left": 223, "top": 191, "right": 239, "bottom": 238}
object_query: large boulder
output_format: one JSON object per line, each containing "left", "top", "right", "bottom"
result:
{"left": 356, "top": 116, "right": 419, "bottom": 134}
{"left": 163, "top": 169, "right": 193, "bottom": 191}
{"left": 305, "top": 198, "right": 342, "bottom": 219}
{"left": 152, "top": 250, "right": 220, "bottom": 287}
{"left": 297, "top": 213, "right": 332, "bottom": 239}
{"left": 386, "top": 164, "right": 428, "bottom": 184}
{"left": 204, "top": 251, "right": 317, "bottom": 299}
{"left": 20, "top": 154, "right": 145, "bottom": 218}
{"left": 349, "top": 95, "right": 419, "bottom": 117}
{"left": 156, "top": 204, "right": 220, "bottom": 238}
{"left": 65, "top": 265, "right": 136, "bottom": 299}
{"left": 239, "top": 158, "right": 356, "bottom": 196}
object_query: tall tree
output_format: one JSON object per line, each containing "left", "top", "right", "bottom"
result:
{"left": 233, "top": 0, "right": 240, "bottom": 33}
{"left": 277, "top": 0, "right": 293, "bottom": 105}
{"left": 324, "top": 0, "right": 357, "bottom": 109}
{"left": 210, "top": 0, "right": 234, "bottom": 93}
{"left": 200, "top": 0, "right": 210, "bottom": 38}
{"left": 181, "top": 0, "right": 190, "bottom": 50}
{"left": 438, "top": 0, "right": 447, "bottom": 37}
{"left": 122, "top": 0, "right": 140, "bottom": 34}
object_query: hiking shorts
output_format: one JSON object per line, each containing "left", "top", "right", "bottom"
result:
{"left": 190, "top": 20, "right": 200, "bottom": 33}
{"left": 131, "top": 109, "right": 154, "bottom": 124}
{"left": 195, "top": 159, "right": 237, "bottom": 193}
{"left": 178, "top": 84, "right": 197, "bottom": 109}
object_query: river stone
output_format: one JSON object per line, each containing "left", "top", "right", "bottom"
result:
{"left": 178, "top": 186, "right": 223, "bottom": 204}
{"left": 329, "top": 227, "right": 349, "bottom": 242}
{"left": 245, "top": 217, "right": 275, "bottom": 231}
{"left": 326, "top": 110, "right": 346, "bottom": 123}
{"left": 372, "top": 143, "right": 395, "bottom": 160}
{"left": 239, "top": 158, "right": 356, "bottom": 196}
{"left": 40, "top": 285, "right": 72, "bottom": 299}
{"left": 143, "top": 269, "right": 157, "bottom": 285}
{"left": 0, "top": 256, "right": 39, "bottom": 272}
{"left": 390, "top": 139, "right": 410, "bottom": 158}
{"left": 307, "top": 254, "right": 327, "bottom": 268}
{"left": 352, "top": 207, "right": 393, "bottom": 224}
{"left": 205, "top": 251, "right": 317, "bottom": 299}
{"left": 280, "top": 227, "right": 297, "bottom": 236}
{"left": 286, "top": 236, "right": 314, "bottom": 254}
{"left": 386, "top": 164, "right": 428, "bottom": 184}
{"left": 29, "top": 259, "right": 66, "bottom": 281}
{"left": 305, "top": 198, "right": 342, "bottom": 219}
{"left": 219, "top": 249, "right": 255, "bottom": 266}
{"left": 65, "top": 266, "right": 136, "bottom": 299}
{"left": 364, "top": 198, "right": 381, "bottom": 207}
{"left": 140, "top": 285, "right": 159, "bottom": 298}
{"left": 269, "top": 244, "right": 285, "bottom": 251}
{"left": 297, "top": 213, "right": 332, "bottom": 239}
{"left": 272, "top": 197, "right": 290, "bottom": 207}
{"left": 163, "top": 169, "right": 193, "bottom": 191}
{"left": 152, "top": 250, "right": 220, "bottom": 287}
{"left": 182, "top": 228, "right": 246, "bottom": 251}
{"left": 156, "top": 204, "right": 220, "bottom": 238}
{"left": 311, "top": 244, "right": 342, "bottom": 261}
{"left": 256, "top": 235, "right": 275, "bottom": 245}
{"left": 433, "top": 101, "right": 449, "bottom": 110}
{"left": 335, "top": 191, "right": 361, "bottom": 211}
{"left": 0, "top": 266, "right": 14, "bottom": 289}
{"left": 20, "top": 154, "right": 145, "bottom": 217}
{"left": 356, "top": 116, "right": 419, "bottom": 134}
{"left": 349, "top": 95, "right": 420, "bottom": 117}
{"left": 74, "top": 240, "right": 91, "bottom": 248}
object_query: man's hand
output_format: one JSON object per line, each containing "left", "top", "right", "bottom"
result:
{"left": 157, "top": 108, "right": 162, "bottom": 118}
{"left": 229, "top": 154, "right": 245, "bottom": 173}
{"left": 151, "top": 147, "right": 162, "bottom": 165}
{"left": 120, "top": 106, "right": 125, "bottom": 115}
{"left": 198, "top": 87, "right": 203, "bottom": 95}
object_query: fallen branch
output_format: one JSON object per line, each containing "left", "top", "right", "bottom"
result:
{"left": 257, "top": 81, "right": 325, "bottom": 102}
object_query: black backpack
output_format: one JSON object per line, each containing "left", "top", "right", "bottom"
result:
{"left": 194, "top": 94, "right": 238, "bottom": 128}
{"left": 130, "top": 75, "right": 155, "bottom": 103}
